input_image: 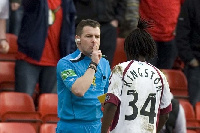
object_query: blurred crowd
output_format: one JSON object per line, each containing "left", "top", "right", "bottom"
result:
{"left": 1, "top": 0, "right": 200, "bottom": 132}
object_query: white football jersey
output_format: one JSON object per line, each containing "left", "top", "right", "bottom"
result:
{"left": 106, "top": 60, "right": 172, "bottom": 133}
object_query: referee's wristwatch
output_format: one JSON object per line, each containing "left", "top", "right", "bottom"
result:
{"left": 88, "top": 61, "right": 97, "bottom": 73}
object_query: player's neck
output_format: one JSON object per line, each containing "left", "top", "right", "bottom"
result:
{"left": 137, "top": 56, "right": 145, "bottom": 62}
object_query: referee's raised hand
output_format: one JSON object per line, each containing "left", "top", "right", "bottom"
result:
{"left": 91, "top": 43, "right": 102, "bottom": 65}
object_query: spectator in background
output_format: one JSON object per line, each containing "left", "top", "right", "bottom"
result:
{"left": 73, "top": 0, "right": 126, "bottom": 67}
{"left": 139, "top": 0, "right": 184, "bottom": 69}
{"left": 8, "top": 0, "right": 23, "bottom": 36}
{"left": 56, "top": 19, "right": 111, "bottom": 133}
{"left": 176, "top": 0, "right": 200, "bottom": 107}
{"left": 0, "top": 0, "right": 21, "bottom": 53}
{"left": 15, "top": 0, "right": 76, "bottom": 96}
{"left": 10, "top": 0, "right": 21, "bottom": 11}
{"left": 118, "top": 0, "right": 139, "bottom": 38}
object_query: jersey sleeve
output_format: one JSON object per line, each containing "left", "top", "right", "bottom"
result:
{"left": 159, "top": 73, "right": 172, "bottom": 114}
{"left": 104, "top": 93, "right": 120, "bottom": 106}
{"left": 105, "top": 66, "right": 123, "bottom": 105}
{"left": 57, "top": 59, "right": 78, "bottom": 91}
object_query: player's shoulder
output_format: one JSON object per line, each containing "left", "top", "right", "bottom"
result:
{"left": 155, "top": 68, "right": 166, "bottom": 79}
{"left": 112, "top": 61, "right": 132, "bottom": 74}
{"left": 147, "top": 64, "right": 168, "bottom": 83}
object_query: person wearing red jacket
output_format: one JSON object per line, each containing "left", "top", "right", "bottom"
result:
{"left": 139, "top": 0, "right": 185, "bottom": 69}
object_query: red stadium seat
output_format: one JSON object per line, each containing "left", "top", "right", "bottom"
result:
{"left": 179, "top": 100, "right": 199, "bottom": 130}
{"left": 0, "top": 61, "right": 15, "bottom": 91}
{"left": 195, "top": 102, "right": 200, "bottom": 121}
{"left": 0, "top": 33, "right": 18, "bottom": 61}
{"left": 161, "top": 69, "right": 188, "bottom": 99}
{"left": 0, "top": 122, "right": 36, "bottom": 133}
{"left": 40, "top": 123, "right": 57, "bottom": 133}
{"left": 0, "top": 92, "right": 42, "bottom": 132}
{"left": 194, "top": 101, "right": 200, "bottom": 132}
{"left": 111, "top": 38, "right": 127, "bottom": 69}
{"left": 187, "top": 129, "right": 197, "bottom": 133}
{"left": 38, "top": 93, "right": 59, "bottom": 123}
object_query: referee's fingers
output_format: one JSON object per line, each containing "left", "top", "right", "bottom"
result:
{"left": 93, "top": 43, "right": 98, "bottom": 52}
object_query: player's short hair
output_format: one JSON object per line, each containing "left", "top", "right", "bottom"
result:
{"left": 76, "top": 19, "right": 101, "bottom": 36}
{"left": 124, "top": 18, "right": 157, "bottom": 61}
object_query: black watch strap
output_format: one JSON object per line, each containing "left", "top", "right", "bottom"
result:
{"left": 90, "top": 61, "right": 98, "bottom": 67}
{"left": 88, "top": 65, "right": 97, "bottom": 73}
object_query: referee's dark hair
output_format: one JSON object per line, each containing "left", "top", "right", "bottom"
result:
{"left": 76, "top": 19, "right": 100, "bottom": 36}
{"left": 124, "top": 18, "right": 157, "bottom": 61}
